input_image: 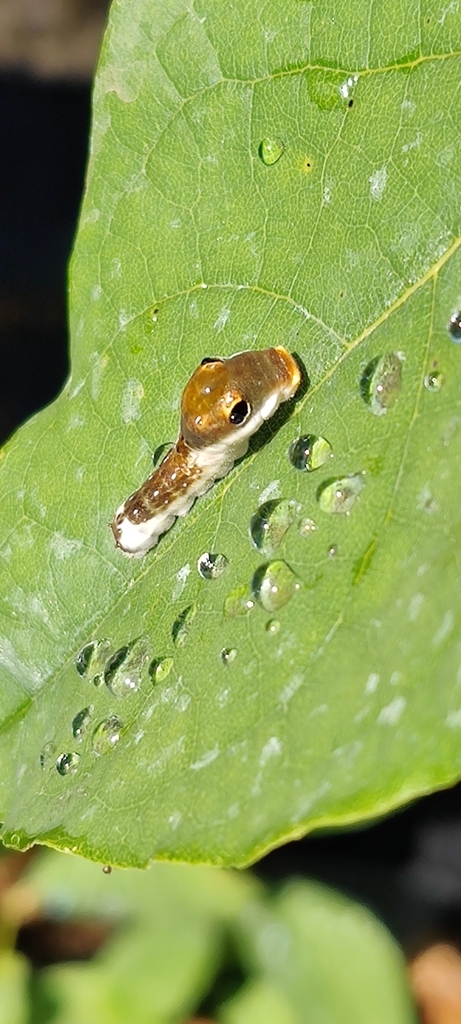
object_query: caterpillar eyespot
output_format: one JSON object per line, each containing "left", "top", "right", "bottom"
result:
{"left": 111, "top": 346, "right": 301, "bottom": 557}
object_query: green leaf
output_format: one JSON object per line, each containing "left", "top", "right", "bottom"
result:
{"left": 1, "top": 0, "right": 461, "bottom": 865}
{"left": 236, "top": 880, "right": 416, "bottom": 1024}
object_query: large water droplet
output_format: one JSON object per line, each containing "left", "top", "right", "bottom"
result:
{"left": 317, "top": 473, "right": 365, "bottom": 514}
{"left": 252, "top": 560, "right": 300, "bottom": 612}
{"left": 221, "top": 647, "right": 237, "bottom": 665}
{"left": 104, "top": 637, "right": 150, "bottom": 697}
{"left": 75, "top": 638, "right": 111, "bottom": 678}
{"left": 92, "top": 716, "right": 123, "bottom": 755}
{"left": 259, "top": 138, "right": 284, "bottom": 165}
{"left": 72, "top": 705, "right": 94, "bottom": 741}
{"left": 424, "top": 370, "right": 444, "bottom": 392}
{"left": 298, "top": 516, "right": 317, "bottom": 537}
{"left": 289, "top": 435, "right": 333, "bottom": 471}
{"left": 149, "top": 657, "right": 174, "bottom": 683}
{"left": 448, "top": 311, "right": 461, "bottom": 342}
{"left": 56, "top": 752, "right": 80, "bottom": 776}
{"left": 249, "top": 499, "right": 299, "bottom": 557}
{"left": 224, "top": 585, "right": 255, "bottom": 618}
{"left": 360, "top": 352, "right": 403, "bottom": 415}
{"left": 172, "top": 604, "right": 196, "bottom": 647}
{"left": 197, "top": 552, "right": 229, "bottom": 579}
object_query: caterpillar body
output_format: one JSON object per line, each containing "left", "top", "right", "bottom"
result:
{"left": 111, "top": 346, "right": 301, "bottom": 557}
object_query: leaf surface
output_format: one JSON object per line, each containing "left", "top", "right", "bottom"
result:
{"left": 1, "top": 0, "right": 461, "bottom": 865}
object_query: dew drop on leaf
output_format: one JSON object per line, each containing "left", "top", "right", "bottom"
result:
{"left": 55, "top": 752, "right": 81, "bottom": 776}
{"left": 75, "top": 638, "right": 111, "bottom": 678}
{"left": 249, "top": 499, "right": 299, "bottom": 557}
{"left": 259, "top": 138, "right": 284, "bottom": 165}
{"left": 197, "top": 552, "right": 229, "bottom": 579}
{"left": 448, "top": 311, "right": 461, "bottom": 341}
{"left": 92, "top": 716, "right": 123, "bottom": 755}
{"left": 252, "top": 560, "right": 300, "bottom": 612}
{"left": 104, "top": 637, "right": 151, "bottom": 696}
{"left": 149, "top": 657, "right": 174, "bottom": 683}
{"left": 224, "top": 585, "right": 255, "bottom": 618}
{"left": 172, "top": 604, "right": 197, "bottom": 647}
{"left": 265, "top": 619, "right": 281, "bottom": 635}
{"left": 424, "top": 371, "right": 444, "bottom": 392}
{"left": 72, "top": 705, "right": 94, "bottom": 741}
{"left": 360, "top": 352, "right": 403, "bottom": 415}
{"left": 317, "top": 474, "right": 365, "bottom": 514}
{"left": 221, "top": 647, "right": 237, "bottom": 665}
{"left": 40, "top": 741, "right": 56, "bottom": 770}
{"left": 298, "top": 516, "right": 317, "bottom": 537}
{"left": 288, "top": 435, "right": 333, "bottom": 471}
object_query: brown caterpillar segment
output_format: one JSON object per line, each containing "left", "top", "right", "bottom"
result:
{"left": 111, "top": 346, "right": 301, "bottom": 557}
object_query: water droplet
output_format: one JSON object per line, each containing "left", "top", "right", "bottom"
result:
{"left": 172, "top": 604, "right": 196, "bottom": 647}
{"left": 288, "top": 435, "right": 333, "bottom": 471}
{"left": 92, "top": 716, "right": 123, "bottom": 755}
{"left": 72, "top": 705, "right": 94, "bottom": 740}
{"left": 102, "top": 865, "right": 112, "bottom": 875}
{"left": 249, "top": 499, "right": 299, "bottom": 557}
{"left": 40, "top": 741, "right": 56, "bottom": 770}
{"left": 317, "top": 473, "right": 365, "bottom": 514}
{"left": 259, "top": 138, "right": 284, "bottom": 165}
{"left": 339, "top": 74, "right": 358, "bottom": 100}
{"left": 448, "top": 311, "right": 461, "bottom": 341}
{"left": 152, "top": 441, "right": 174, "bottom": 466}
{"left": 360, "top": 352, "right": 403, "bottom": 415}
{"left": 424, "top": 370, "right": 444, "bottom": 392}
{"left": 75, "top": 638, "right": 111, "bottom": 677}
{"left": 298, "top": 516, "right": 317, "bottom": 537}
{"left": 104, "top": 637, "right": 150, "bottom": 696}
{"left": 328, "top": 544, "right": 338, "bottom": 558}
{"left": 224, "top": 585, "right": 255, "bottom": 618}
{"left": 197, "top": 552, "right": 229, "bottom": 579}
{"left": 149, "top": 657, "right": 174, "bottom": 683}
{"left": 252, "top": 560, "right": 300, "bottom": 612}
{"left": 265, "top": 619, "right": 281, "bottom": 635}
{"left": 221, "top": 647, "right": 237, "bottom": 665}
{"left": 55, "top": 752, "right": 80, "bottom": 776}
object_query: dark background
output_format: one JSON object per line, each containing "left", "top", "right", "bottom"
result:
{"left": 2, "top": 5, "right": 461, "bottom": 974}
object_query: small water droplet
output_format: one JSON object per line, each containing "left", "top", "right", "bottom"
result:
{"left": 339, "top": 73, "right": 358, "bottom": 100}
{"left": 259, "top": 138, "right": 284, "bottom": 165}
{"left": 448, "top": 311, "right": 461, "bottom": 341}
{"left": 152, "top": 441, "right": 174, "bottom": 466}
{"left": 40, "top": 741, "right": 56, "bottom": 770}
{"left": 249, "top": 499, "right": 299, "bottom": 557}
{"left": 360, "top": 352, "right": 403, "bottom": 415}
{"left": 288, "top": 435, "right": 333, "bottom": 471}
{"left": 92, "top": 716, "right": 123, "bottom": 755}
{"left": 104, "top": 637, "right": 150, "bottom": 696}
{"left": 317, "top": 474, "right": 365, "bottom": 514}
{"left": 172, "top": 604, "right": 197, "bottom": 647}
{"left": 252, "top": 560, "right": 300, "bottom": 612}
{"left": 328, "top": 544, "right": 338, "bottom": 558}
{"left": 224, "top": 585, "right": 255, "bottom": 618}
{"left": 102, "top": 865, "right": 112, "bottom": 875}
{"left": 298, "top": 516, "right": 317, "bottom": 537}
{"left": 56, "top": 752, "right": 80, "bottom": 776}
{"left": 424, "top": 370, "right": 444, "bottom": 392}
{"left": 72, "top": 705, "right": 94, "bottom": 740}
{"left": 221, "top": 647, "right": 237, "bottom": 665}
{"left": 265, "top": 619, "right": 281, "bottom": 635}
{"left": 75, "top": 638, "right": 111, "bottom": 677}
{"left": 197, "top": 552, "right": 229, "bottom": 579}
{"left": 149, "top": 657, "right": 174, "bottom": 683}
